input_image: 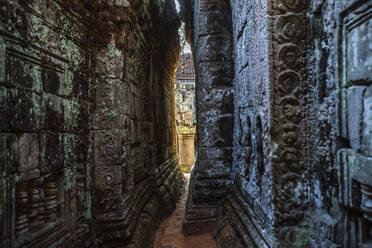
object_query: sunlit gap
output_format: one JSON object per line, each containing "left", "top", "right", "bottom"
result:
{"left": 174, "top": 1, "right": 196, "bottom": 174}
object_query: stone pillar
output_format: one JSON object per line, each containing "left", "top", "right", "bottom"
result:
{"left": 178, "top": 133, "right": 195, "bottom": 169}
{"left": 184, "top": 0, "right": 234, "bottom": 235}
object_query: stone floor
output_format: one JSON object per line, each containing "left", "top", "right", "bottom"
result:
{"left": 154, "top": 174, "right": 217, "bottom": 248}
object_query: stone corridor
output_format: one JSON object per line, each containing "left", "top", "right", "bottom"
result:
{"left": 1, "top": 0, "right": 372, "bottom": 247}
{"left": 154, "top": 175, "right": 216, "bottom": 248}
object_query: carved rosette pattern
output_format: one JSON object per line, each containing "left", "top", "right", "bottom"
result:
{"left": 270, "top": 0, "right": 308, "bottom": 226}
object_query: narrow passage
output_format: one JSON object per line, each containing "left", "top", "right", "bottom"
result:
{"left": 154, "top": 174, "right": 217, "bottom": 248}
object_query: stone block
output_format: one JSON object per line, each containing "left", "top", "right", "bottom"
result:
{"left": 0, "top": 38, "right": 5, "bottom": 84}
{"left": 42, "top": 93, "right": 64, "bottom": 131}
{"left": 198, "top": 88, "right": 233, "bottom": 115}
{"left": 41, "top": 67, "right": 64, "bottom": 95}
{"left": 93, "top": 166, "right": 122, "bottom": 189}
{"left": 8, "top": 55, "right": 42, "bottom": 92}
{"left": 197, "top": 34, "right": 232, "bottom": 63}
{"left": 91, "top": 130, "right": 125, "bottom": 166}
{"left": 199, "top": 114, "right": 234, "bottom": 147}
{"left": 362, "top": 85, "right": 372, "bottom": 156}
{"left": 0, "top": 133, "right": 17, "bottom": 177}
{"left": 94, "top": 78, "right": 130, "bottom": 115}
{"left": 90, "top": 112, "right": 127, "bottom": 130}
{"left": 198, "top": 62, "right": 233, "bottom": 88}
{"left": 339, "top": 89, "right": 348, "bottom": 139}
{"left": 347, "top": 18, "right": 372, "bottom": 84}
{"left": 199, "top": 0, "right": 228, "bottom": 12}
{"left": 17, "top": 133, "right": 39, "bottom": 173}
{"left": 0, "top": 87, "right": 8, "bottom": 131}
{"left": 346, "top": 86, "right": 366, "bottom": 150}
{"left": 40, "top": 131, "right": 64, "bottom": 175}
{"left": 63, "top": 98, "right": 87, "bottom": 133}
{"left": 338, "top": 149, "right": 372, "bottom": 208}
{"left": 94, "top": 44, "right": 124, "bottom": 78}
{"left": 198, "top": 147, "right": 233, "bottom": 171}
{"left": 9, "top": 89, "right": 42, "bottom": 131}
{"left": 198, "top": 10, "right": 231, "bottom": 36}
{"left": 63, "top": 134, "right": 86, "bottom": 166}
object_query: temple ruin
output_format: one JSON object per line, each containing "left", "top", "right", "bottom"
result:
{"left": 0, "top": 0, "right": 371, "bottom": 247}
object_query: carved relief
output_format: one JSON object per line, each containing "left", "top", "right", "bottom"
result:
{"left": 239, "top": 114, "right": 252, "bottom": 147}
{"left": 93, "top": 166, "right": 122, "bottom": 189}
{"left": 274, "top": 14, "right": 303, "bottom": 43}
{"left": 270, "top": 0, "right": 308, "bottom": 226}
{"left": 93, "top": 131, "right": 125, "bottom": 166}
{"left": 278, "top": 0, "right": 306, "bottom": 12}
{"left": 278, "top": 44, "right": 301, "bottom": 69}
{"left": 13, "top": 174, "right": 65, "bottom": 247}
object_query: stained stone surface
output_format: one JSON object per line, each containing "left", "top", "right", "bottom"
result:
{"left": 0, "top": 0, "right": 183, "bottom": 247}
{"left": 2, "top": 0, "right": 372, "bottom": 247}
{"left": 181, "top": 0, "right": 372, "bottom": 247}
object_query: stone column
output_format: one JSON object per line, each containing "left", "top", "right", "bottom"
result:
{"left": 184, "top": 0, "right": 234, "bottom": 235}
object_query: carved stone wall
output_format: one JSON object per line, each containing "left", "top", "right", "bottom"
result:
{"left": 224, "top": 0, "right": 274, "bottom": 246}
{"left": 307, "top": 0, "right": 372, "bottom": 247}
{"left": 0, "top": 0, "right": 183, "bottom": 247}
{"left": 0, "top": 1, "right": 90, "bottom": 246}
{"left": 182, "top": 0, "right": 372, "bottom": 247}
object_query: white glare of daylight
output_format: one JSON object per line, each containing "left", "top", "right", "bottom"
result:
{"left": 175, "top": 0, "right": 180, "bottom": 13}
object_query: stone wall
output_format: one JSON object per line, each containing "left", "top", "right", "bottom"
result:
{"left": 226, "top": 0, "right": 274, "bottom": 246}
{"left": 303, "top": 0, "right": 372, "bottom": 247}
{"left": 182, "top": 0, "right": 372, "bottom": 247}
{"left": 182, "top": 0, "right": 235, "bottom": 235}
{"left": 0, "top": 0, "right": 183, "bottom": 247}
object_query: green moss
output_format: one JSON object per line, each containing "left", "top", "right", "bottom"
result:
{"left": 63, "top": 69, "right": 74, "bottom": 97}
{"left": 60, "top": 38, "right": 83, "bottom": 71}
{"left": 180, "top": 164, "right": 192, "bottom": 173}
{"left": 32, "top": 15, "right": 50, "bottom": 44}
{"left": 32, "top": 92, "right": 43, "bottom": 129}
{"left": 107, "top": 43, "right": 122, "bottom": 57}
{"left": 64, "top": 166, "right": 76, "bottom": 191}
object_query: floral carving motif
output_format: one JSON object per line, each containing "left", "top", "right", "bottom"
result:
{"left": 275, "top": 14, "right": 303, "bottom": 42}
{"left": 271, "top": 0, "right": 308, "bottom": 226}
{"left": 279, "top": 44, "right": 301, "bottom": 69}
{"left": 279, "top": 0, "right": 306, "bottom": 12}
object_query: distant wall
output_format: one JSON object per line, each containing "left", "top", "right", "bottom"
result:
{"left": 179, "top": 134, "right": 195, "bottom": 167}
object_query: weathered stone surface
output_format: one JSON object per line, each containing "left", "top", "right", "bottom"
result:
{"left": 1, "top": 0, "right": 184, "bottom": 246}
{"left": 40, "top": 131, "right": 64, "bottom": 175}
{"left": 9, "top": 89, "right": 42, "bottom": 131}
{"left": 0, "top": 87, "right": 8, "bottom": 131}
{"left": 181, "top": 0, "right": 372, "bottom": 247}
{"left": 17, "top": 133, "right": 39, "bottom": 173}
{"left": 2, "top": 0, "right": 371, "bottom": 247}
